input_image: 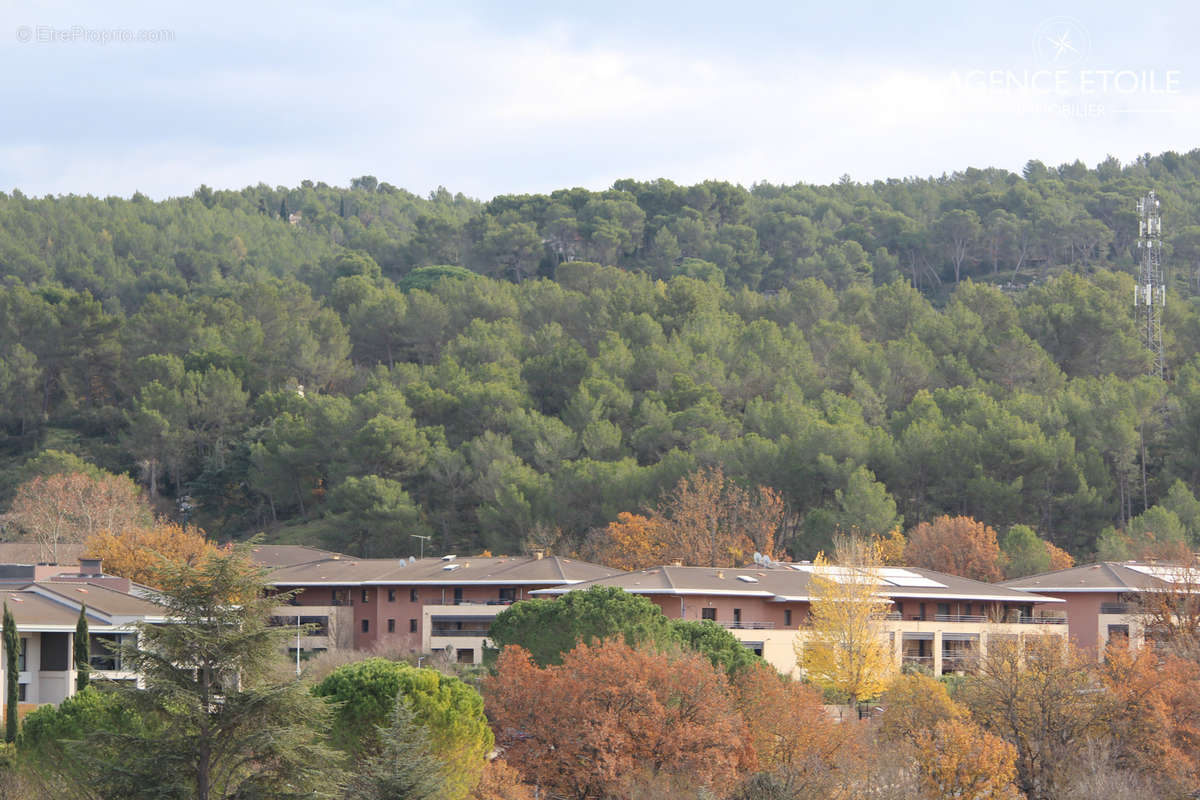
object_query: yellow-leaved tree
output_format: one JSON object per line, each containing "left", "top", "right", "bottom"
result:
{"left": 84, "top": 521, "right": 216, "bottom": 586}
{"left": 796, "top": 538, "right": 895, "bottom": 703}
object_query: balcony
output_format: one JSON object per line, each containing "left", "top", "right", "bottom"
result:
{"left": 901, "top": 654, "right": 933, "bottom": 667}
{"left": 721, "top": 621, "right": 776, "bottom": 630}
{"left": 430, "top": 625, "right": 492, "bottom": 637}
{"left": 934, "top": 614, "right": 986, "bottom": 623}
{"left": 1100, "top": 603, "right": 1130, "bottom": 615}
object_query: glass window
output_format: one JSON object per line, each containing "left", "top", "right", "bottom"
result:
{"left": 361, "top": 590, "right": 369, "bottom": 603}
{"left": 361, "top": 619, "right": 369, "bottom": 633}
{"left": 410, "top": 619, "right": 417, "bottom": 633}
{"left": 701, "top": 608, "right": 716, "bottom": 621}
{"left": 387, "top": 619, "right": 395, "bottom": 633}
{"left": 410, "top": 589, "right": 418, "bottom": 602}
{"left": 387, "top": 589, "right": 396, "bottom": 602}
{"left": 17, "top": 638, "right": 27, "bottom": 672}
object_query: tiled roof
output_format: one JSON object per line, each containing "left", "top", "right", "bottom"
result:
{"left": 244, "top": 544, "right": 351, "bottom": 567}
{"left": 267, "top": 555, "right": 622, "bottom": 587}
{"left": 0, "top": 541, "right": 85, "bottom": 565}
{"left": 531, "top": 564, "right": 1062, "bottom": 603}
{"left": 999, "top": 561, "right": 1192, "bottom": 593}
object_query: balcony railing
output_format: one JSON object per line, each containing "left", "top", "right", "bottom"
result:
{"left": 445, "top": 600, "right": 515, "bottom": 606}
{"left": 430, "top": 627, "right": 491, "bottom": 637}
{"left": 721, "top": 621, "right": 776, "bottom": 630}
{"left": 1016, "top": 616, "right": 1066, "bottom": 625}
{"left": 941, "top": 656, "right": 975, "bottom": 672}
{"left": 902, "top": 654, "right": 933, "bottom": 665}
{"left": 1100, "top": 603, "right": 1130, "bottom": 614}
{"left": 934, "top": 614, "right": 986, "bottom": 623}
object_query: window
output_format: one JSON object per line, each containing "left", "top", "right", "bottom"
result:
{"left": 90, "top": 633, "right": 128, "bottom": 671}
{"left": 332, "top": 589, "right": 349, "bottom": 606}
{"left": 410, "top": 619, "right": 418, "bottom": 633}
{"left": 361, "top": 619, "right": 370, "bottom": 633}
{"left": 361, "top": 589, "right": 370, "bottom": 603}
{"left": 701, "top": 608, "right": 716, "bottom": 621}
{"left": 410, "top": 588, "right": 418, "bottom": 602}
{"left": 895, "top": 601, "right": 904, "bottom": 616}
{"left": 733, "top": 608, "right": 741, "bottom": 624}
{"left": 499, "top": 587, "right": 516, "bottom": 602}
{"left": 386, "top": 619, "right": 394, "bottom": 633}
{"left": 457, "top": 649, "right": 475, "bottom": 664}
{"left": 387, "top": 589, "right": 396, "bottom": 602}
{"left": 937, "top": 603, "right": 950, "bottom": 618}
{"left": 17, "top": 638, "right": 27, "bottom": 672}
{"left": 785, "top": 609, "right": 792, "bottom": 627}
{"left": 453, "top": 588, "right": 463, "bottom": 604}
{"left": 16, "top": 684, "right": 25, "bottom": 702}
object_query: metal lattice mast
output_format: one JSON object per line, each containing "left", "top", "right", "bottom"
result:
{"left": 1135, "top": 191, "right": 1165, "bottom": 379}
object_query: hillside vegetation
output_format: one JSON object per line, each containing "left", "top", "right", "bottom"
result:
{"left": 4, "top": 151, "right": 1200, "bottom": 559}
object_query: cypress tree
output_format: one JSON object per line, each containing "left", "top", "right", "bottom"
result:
{"left": 4, "top": 603, "right": 18, "bottom": 742}
{"left": 280, "top": 197, "right": 288, "bottom": 219}
{"left": 74, "top": 604, "right": 90, "bottom": 693}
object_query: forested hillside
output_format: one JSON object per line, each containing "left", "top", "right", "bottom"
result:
{"left": 4, "top": 151, "right": 1200, "bottom": 559}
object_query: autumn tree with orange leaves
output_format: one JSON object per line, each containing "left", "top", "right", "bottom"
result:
{"left": 594, "top": 512, "right": 666, "bottom": 570}
{"left": 913, "top": 719, "right": 1021, "bottom": 800}
{"left": 484, "top": 639, "right": 752, "bottom": 799}
{"left": 8, "top": 471, "right": 152, "bottom": 563}
{"left": 905, "top": 515, "right": 1005, "bottom": 582}
{"left": 84, "top": 521, "right": 217, "bottom": 586}
{"left": 596, "top": 467, "right": 785, "bottom": 569}
{"left": 733, "top": 662, "right": 865, "bottom": 798}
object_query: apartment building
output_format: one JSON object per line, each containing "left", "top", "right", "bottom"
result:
{"left": 266, "top": 552, "right": 622, "bottom": 664}
{"left": 533, "top": 563, "right": 1067, "bottom": 676}
{"left": 1000, "top": 561, "right": 1191, "bottom": 654}
{"left": 0, "top": 559, "right": 165, "bottom": 714}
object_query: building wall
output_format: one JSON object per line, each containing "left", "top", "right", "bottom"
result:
{"left": 280, "top": 581, "right": 535, "bottom": 655}
{"left": 1031, "top": 592, "right": 1109, "bottom": 653}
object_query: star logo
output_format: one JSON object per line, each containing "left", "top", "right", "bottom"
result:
{"left": 1033, "top": 17, "right": 1091, "bottom": 66}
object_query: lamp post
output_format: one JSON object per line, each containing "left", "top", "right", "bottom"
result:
{"left": 296, "top": 614, "right": 301, "bottom": 676}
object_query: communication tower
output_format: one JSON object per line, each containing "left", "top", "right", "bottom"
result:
{"left": 1135, "top": 191, "right": 1165, "bottom": 378}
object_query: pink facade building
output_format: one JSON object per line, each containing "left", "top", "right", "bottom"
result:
{"left": 534, "top": 563, "right": 1067, "bottom": 676}
{"left": 1001, "top": 561, "right": 1190, "bottom": 655}
{"left": 266, "top": 550, "right": 621, "bottom": 663}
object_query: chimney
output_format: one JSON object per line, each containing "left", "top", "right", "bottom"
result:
{"left": 79, "top": 558, "right": 102, "bottom": 577}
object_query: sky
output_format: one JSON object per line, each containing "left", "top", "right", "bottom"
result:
{"left": 1, "top": 0, "right": 1198, "bottom": 199}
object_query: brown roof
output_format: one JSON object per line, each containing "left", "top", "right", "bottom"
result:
{"left": 1000, "top": 562, "right": 1190, "bottom": 593}
{"left": 244, "top": 544, "right": 349, "bottom": 568}
{"left": 37, "top": 581, "right": 165, "bottom": 618}
{"left": 0, "top": 541, "right": 85, "bottom": 565}
{"left": 532, "top": 563, "right": 1062, "bottom": 604}
{"left": 0, "top": 589, "right": 88, "bottom": 628}
{"left": 268, "top": 555, "right": 622, "bottom": 587}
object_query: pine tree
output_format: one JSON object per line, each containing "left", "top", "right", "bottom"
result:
{"left": 348, "top": 695, "right": 446, "bottom": 800}
{"left": 74, "top": 604, "right": 89, "bottom": 693}
{"left": 4, "top": 603, "right": 17, "bottom": 742}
